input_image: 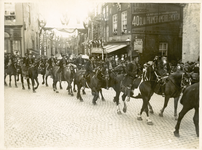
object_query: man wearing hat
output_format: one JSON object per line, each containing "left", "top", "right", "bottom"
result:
{"left": 122, "top": 50, "right": 141, "bottom": 96}
{"left": 57, "top": 54, "right": 67, "bottom": 74}
{"left": 47, "top": 54, "right": 56, "bottom": 71}
{"left": 24, "top": 53, "right": 34, "bottom": 67}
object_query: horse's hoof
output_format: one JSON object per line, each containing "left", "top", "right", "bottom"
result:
{"left": 174, "top": 116, "right": 178, "bottom": 120}
{"left": 126, "top": 97, "right": 130, "bottom": 102}
{"left": 42, "top": 82, "right": 44, "bottom": 84}
{"left": 117, "top": 110, "right": 122, "bottom": 115}
{"left": 71, "top": 94, "right": 74, "bottom": 96}
{"left": 159, "top": 113, "right": 163, "bottom": 117}
{"left": 123, "top": 108, "right": 127, "bottom": 113}
{"left": 33, "top": 91, "right": 36, "bottom": 93}
{"left": 56, "top": 91, "right": 59, "bottom": 93}
{"left": 92, "top": 101, "right": 97, "bottom": 105}
{"left": 137, "top": 117, "right": 143, "bottom": 121}
{"left": 80, "top": 99, "right": 83, "bottom": 102}
{"left": 150, "top": 110, "right": 154, "bottom": 114}
{"left": 174, "top": 131, "right": 180, "bottom": 137}
{"left": 147, "top": 121, "right": 153, "bottom": 125}
{"left": 46, "top": 84, "right": 48, "bottom": 87}
{"left": 102, "top": 99, "right": 105, "bottom": 101}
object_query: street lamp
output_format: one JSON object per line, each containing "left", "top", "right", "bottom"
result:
{"left": 38, "top": 17, "right": 46, "bottom": 56}
{"left": 126, "top": 37, "right": 131, "bottom": 61}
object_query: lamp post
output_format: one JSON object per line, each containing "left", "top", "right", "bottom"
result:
{"left": 126, "top": 37, "right": 131, "bottom": 61}
{"left": 39, "top": 17, "right": 46, "bottom": 56}
{"left": 49, "top": 31, "right": 54, "bottom": 55}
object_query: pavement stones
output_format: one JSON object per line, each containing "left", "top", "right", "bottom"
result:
{"left": 4, "top": 75, "right": 199, "bottom": 149}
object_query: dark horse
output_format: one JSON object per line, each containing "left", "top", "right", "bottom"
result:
{"left": 20, "top": 60, "right": 40, "bottom": 93}
{"left": 4, "top": 57, "right": 18, "bottom": 87}
{"left": 52, "top": 63, "right": 76, "bottom": 95}
{"left": 174, "top": 82, "right": 199, "bottom": 137}
{"left": 38, "top": 60, "right": 47, "bottom": 85}
{"left": 90, "top": 66, "right": 110, "bottom": 105}
{"left": 134, "top": 64, "right": 191, "bottom": 124}
{"left": 73, "top": 69, "right": 87, "bottom": 102}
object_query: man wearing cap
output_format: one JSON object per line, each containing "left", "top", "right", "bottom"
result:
{"left": 47, "top": 54, "right": 56, "bottom": 71}
{"left": 57, "top": 54, "right": 67, "bottom": 74}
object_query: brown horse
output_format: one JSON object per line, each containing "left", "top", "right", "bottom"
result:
{"left": 20, "top": 60, "right": 40, "bottom": 93}
{"left": 4, "top": 57, "right": 18, "bottom": 87}
{"left": 134, "top": 64, "right": 191, "bottom": 125}
{"left": 52, "top": 63, "right": 76, "bottom": 95}
{"left": 174, "top": 82, "right": 199, "bottom": 137}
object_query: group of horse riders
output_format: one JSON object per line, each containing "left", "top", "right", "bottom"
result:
{"left": 4, "top": 51, "right": 200, "bottom": 137}
{"left": 4, "top": 50, "right": 199, "bottom": 87}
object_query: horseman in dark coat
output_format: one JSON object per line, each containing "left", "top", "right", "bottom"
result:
{"left": 47, "top": 54, "right": 56, "bottom": 71}
{"left": 122, "top": 51, "right": 141, "bottom": 94}
{"left": 57, "top": 54, "right": 67, "bottom": 74}
{"left": 84, "top": 59, "right": 93, "bottom": 78}
{"left": 24, "top": 53, "right": 34, "bottom": 67}
{"left": 75, "top": 54, "right": 84, "bottom": 69}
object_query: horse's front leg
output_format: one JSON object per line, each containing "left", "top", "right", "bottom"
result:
{"left": 27, "top": 78, "right": 30, "bottom": 89}
{"left": 42, "top": 74, "right": 45, "bottom": 84}
{"left": 14, "top": 75, "right": 18, "bottom": 87}
{"left": 9, "top": 75, "right": 12, "bottom": 87}
{"left": 159, "top": 96, "right": 170, "bottom": 117}
{"left": 21, "top": 74, "right": 25, "bottom": 89}
{"left": 4, "top": 74, "right": 7, "bottom": 86}
{"left": 122, "top": 94, "right": 127, "bottom": 113}
{"left": 77, "top": 84, "right": 83, "bottom": 102}
{"left": 138, "top": 98, "right": 153, "bottom": 125}
{"left": 114, "top": 90, "right": 121, "bottom": 114}
{"left": 31, "top": 78, "right": 36, "bottom": 93}
{"left": 34, "top": 78, "right": 39, "bottom": 90}
{"left": 174, "top": 106, "right": 191, "bottom": 137}
{"left": 99, "top": 89, "right": 105, "bottom": 101}
{"left": 148, "top": 102, "right": 154, "bottom": 114}
{"left": 60, "top": 81, "right": 63, "bottom": 89}
{"left": 92, "top": 88, "right": 98, "bottom": 105}
{"left": 68, "top": 82, "right": 74, "bottom": 96}
{"left": 45, "top": 75, "right": 49, "bottom": 86}
{"left": 174, "top": 96, "right": 180, "bottom": 120}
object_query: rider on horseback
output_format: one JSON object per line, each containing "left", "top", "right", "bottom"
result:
{"left": 57, "top": 54, "right": 67, "bottom": 75}
{"left": 47, "top": 54, "right": 56, "bottom": 71}
{"left": 122, "top": 51, "right": 141, "bottom": 96}
{"left": 153, "top": 55, "right": 169, "bottom": 96}
{"left": 84, "top": 59, "right": 93, "bottom": 79}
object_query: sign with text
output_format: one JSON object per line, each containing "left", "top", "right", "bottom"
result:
{"left": 134, "top": 39, "right": 143, "bottom": 53}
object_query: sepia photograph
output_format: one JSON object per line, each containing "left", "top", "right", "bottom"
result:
{"left": 1, "top": 0, "right": 200, "bottom": 149}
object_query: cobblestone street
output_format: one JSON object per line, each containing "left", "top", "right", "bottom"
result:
{"left": 4, "top": 75, "right": 199, "bottom": 149}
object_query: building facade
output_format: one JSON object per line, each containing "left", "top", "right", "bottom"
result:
{"left": 181, "top": 3, "right": 200, "bottom": 62}
{"left": 4, "top": 3, "right": 40, "bottom": 57}
{"left": 89, "top": 3, "right": 183, "bottom": 64}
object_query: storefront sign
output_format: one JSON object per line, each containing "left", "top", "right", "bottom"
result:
{"left": 134, "top": 39, "right": 143, "bottom": 53}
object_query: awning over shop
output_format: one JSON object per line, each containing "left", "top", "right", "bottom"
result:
{"left": 91, "top": 47, "right": 105, "bottom": 54}
{"left": 91, "top": 44, "right": 127, "bottom": 54}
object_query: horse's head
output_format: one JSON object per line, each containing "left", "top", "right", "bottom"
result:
{"left": 181, "top": 72, "right": 192, "bottom": 88}
{"left": 143, "top": 63, "right": 156, "bottom": 81}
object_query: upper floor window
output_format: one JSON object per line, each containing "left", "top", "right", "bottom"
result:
{"left": 121, "top": 11, "right": 127, "bottom": 34}
{"left": 4, "top": 2, "right": 16, "bottom": 21}
{"left": 159, "top": 42, "right": 168, "bottom": 56}
{"left": 113, "top": 14, "right": 118, "bottom": 35}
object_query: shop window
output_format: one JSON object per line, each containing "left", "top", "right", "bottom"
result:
{"left": 159, "top": 43, "right": 168, "bottom": 56}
